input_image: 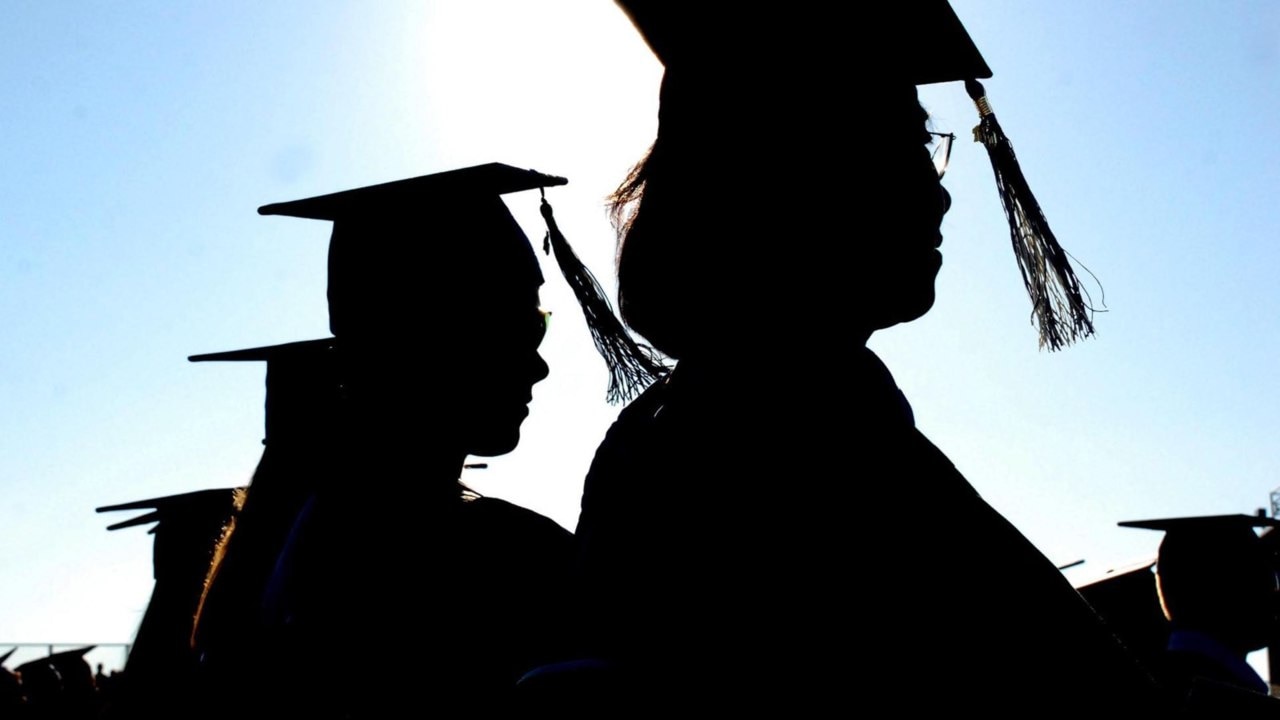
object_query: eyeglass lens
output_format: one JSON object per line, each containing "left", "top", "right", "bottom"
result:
{"left": 930, "top": 132, "right": 954, "bottom": 180}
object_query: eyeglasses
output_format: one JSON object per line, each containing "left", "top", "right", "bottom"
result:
{"left": 536, "top": 308, "right": 552, "bottom": 346}
{"left": 929, "top": 131, "right": 955, "bottom": 179}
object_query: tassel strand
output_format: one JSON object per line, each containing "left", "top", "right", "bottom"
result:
{"left": 966, "top": 79, "right": 1098, "bottom": 350}
{"left": 540, "top": 193, "right": 668, "bottom": 402}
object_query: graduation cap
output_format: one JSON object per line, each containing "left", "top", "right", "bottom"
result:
{"left": 615, "top": 0, "right": 1095, "bottom": 350}
{"left": 1120, "top": 514, "right": 1279, "bottom": 633}
{"left": 1121, "top": 514, "right": 1280, "bottom": 698}
{"left": 259, "top": 162, "right": 664, "bottom": 403}
{"left": 14, "top": 646, "right": 96, "bottom": 698}
{"left": 190, "top": 338, "right": 342, "bottom": 445}
{"left": 1119, "top": 514, "right": 1280, "bottom": 572}
{"left": 98, "top": 488, "right": 244, "bottom": 582}
{"left": 97, "top": 488, "right": 243, "bottom": 533}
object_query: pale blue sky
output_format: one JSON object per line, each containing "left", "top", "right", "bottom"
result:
{"left": 2, "top": 0, "right": 1278, "bottom": 674}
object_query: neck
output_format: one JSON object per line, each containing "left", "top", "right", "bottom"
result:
{"left": 347, "top": 424, "right": 468, "bottom": 486}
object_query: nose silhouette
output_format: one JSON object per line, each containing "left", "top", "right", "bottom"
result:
{"left": 531, "top": 351, "right": 550, "bottom": 385}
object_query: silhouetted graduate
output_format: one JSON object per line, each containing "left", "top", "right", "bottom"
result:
{"left": 569, "top": 1, "right": 1159, "bottom": 714}
{"left": 194, "top": 164, "right": 584, "bottom": 717}
{"left": 14, "top": 646, "right": 99, "bottom": 718}
{"left": 1121, "top": 514, "right": 1280, "bottom": 711}
{"left": 105, "top": 162, "right": 623, "bottom": 716}
{"left": 97, "top": 488, "right": 243, "bottom": 718}
{"left": 185, "top": 338, "right": 344, "bottom": 712}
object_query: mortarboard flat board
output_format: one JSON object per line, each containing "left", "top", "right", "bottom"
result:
{"left": 615, "top": 0, "right": 991, "bottom": 85}
{"left": 900, "top": 1, "right": 993, "bottom": 85}
{"left": 97, "top": 488, "right": 242, "bottom": 533}
{"left": 99, "top": 489, "right": 243, "bottom": 582}
{"left": 188, "top": 338, "right": 336, "bottom": 362}
{"left": 258, "top": 163, "right": 567, "bottom": 221}
{"left": 1119, "top": 514, "right": 1280, "bottom": 533}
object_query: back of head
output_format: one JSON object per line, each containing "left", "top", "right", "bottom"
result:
{"left": 1157, "top": 526, "right": 1277, "bottom": 652}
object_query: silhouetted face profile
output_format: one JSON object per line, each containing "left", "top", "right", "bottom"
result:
{"left": 854, "top": 87, "right": 949, "bottom": 336}
{"left": 335, "top": 280, "right": 550, "bottom": 459}
{"left": 313, "top": 183, "right": 553, "bottom": 458}
{"left": 613, "top": 81, "right": 950, "bottom": 357}
{"left": 449, "top": 281, "right": 551, "bottom": 457}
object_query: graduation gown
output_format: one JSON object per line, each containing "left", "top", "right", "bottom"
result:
{"left": 239, "top": 485, "right": 574, "bottom": 717}
{"left": 575, "top": 348, "right": 1165, "bottom": 713}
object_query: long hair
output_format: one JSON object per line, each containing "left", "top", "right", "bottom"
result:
{"left": 607, "top": 132, "right": 729, "bottom": 361}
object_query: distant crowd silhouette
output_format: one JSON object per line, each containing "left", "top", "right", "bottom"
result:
{"left": 1, "top": 648, "right": 118, "bottom": 719}
{"left": 21, "top": 1, "right": 1275, "bottom": 718}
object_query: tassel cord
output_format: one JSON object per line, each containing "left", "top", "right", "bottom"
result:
{"left": 539, "top": 193, "right": 668, "bottom": 402}
{"left": 966, "top": 79, "right": 1098, "bottom": 350}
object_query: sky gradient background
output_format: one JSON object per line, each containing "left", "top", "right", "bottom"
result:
{"left": 2, "top": 1, "right": 1279, "bottom": 674}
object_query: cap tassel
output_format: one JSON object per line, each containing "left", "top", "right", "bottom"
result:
{"left": 965, "top": 79, "right": 1096, "bottom": 350}
{"left": 539, "top": 193, "right": 668, "bottom": 403}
